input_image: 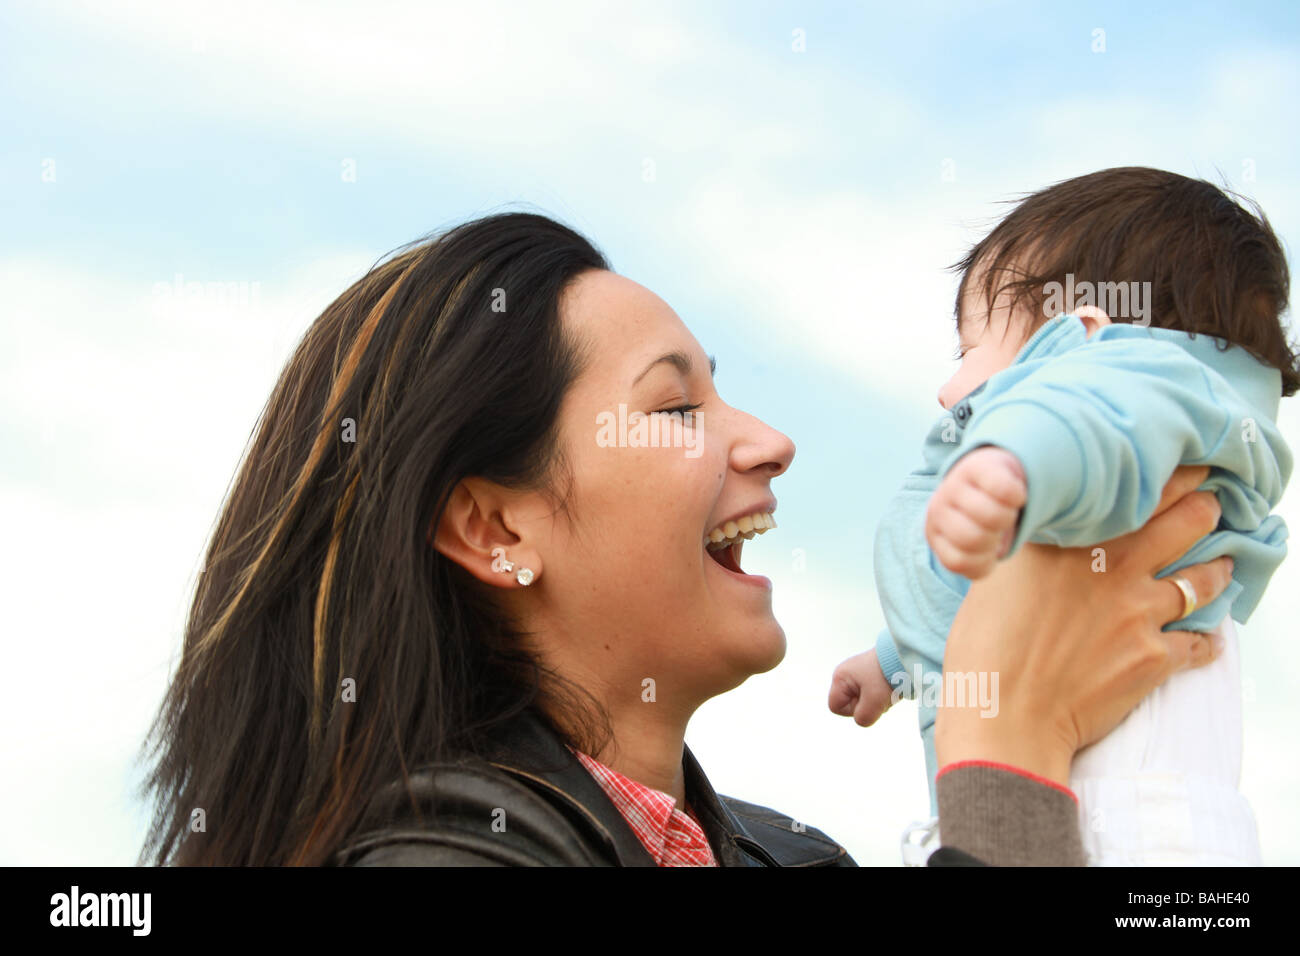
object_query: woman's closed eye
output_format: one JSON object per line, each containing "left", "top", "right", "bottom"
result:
{"left": 654, "top": 402, "right": 703, "bottom": 424}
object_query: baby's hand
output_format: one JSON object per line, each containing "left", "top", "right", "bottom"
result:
{"left": 926, "top": 446, "right": 1028, "bottom": 579}
{"left": 828, "top": 649, "right": 895, "bottom": 727}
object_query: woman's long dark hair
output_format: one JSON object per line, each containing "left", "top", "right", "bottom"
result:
{"left": 138, "top": 212, "right": 613, "bottom": 865}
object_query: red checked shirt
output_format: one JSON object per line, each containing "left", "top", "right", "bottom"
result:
{"left": 571, "top": 749, "right": 719, "bottom": 867}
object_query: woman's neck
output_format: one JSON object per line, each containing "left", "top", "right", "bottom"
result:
{"left": 591, "top": 702, "right": 691, "bottom": 804}
{"left": 544, "top": 678, "right": 695, "bottom": 805}
{"left": 528, "top": 615, "right": 709, "bottom": 806}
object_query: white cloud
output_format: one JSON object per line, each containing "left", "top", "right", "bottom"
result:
{"left": 0, "top": 252, "right": 380, "bottom": 863}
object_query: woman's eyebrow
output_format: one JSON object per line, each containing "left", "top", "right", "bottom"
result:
{"left": 631, "top": 350, "right": 716, "bottom": 386}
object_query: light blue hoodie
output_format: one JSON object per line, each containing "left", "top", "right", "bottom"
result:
{"left": 873, "top": 313, "right": 1292, "bottom": 814}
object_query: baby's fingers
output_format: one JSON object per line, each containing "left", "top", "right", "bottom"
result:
{"left": 947, "top": 479, "right": 1020, "bottom": 531}
{"left": 929, "top": 525, "right": 997, "bottom": 579}
{"left": 853, "top": 692, "right": 889, "bottom": 727}
{"left": 828, "top": 675, "right": 861, "bottom": 716}
{"left": 956, "top": 448, "right": 1027, "bottom": 508}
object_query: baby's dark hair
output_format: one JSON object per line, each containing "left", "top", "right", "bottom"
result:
{"left": 952, "top": 166, "right": 1299, "bottom": 396}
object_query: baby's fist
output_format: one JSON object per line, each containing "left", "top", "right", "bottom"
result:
{"left": 829, "top": 649, "right": 895, "bottom": 727}
{"left": 925, "top": 446, "right": 1027, "bottom": 579}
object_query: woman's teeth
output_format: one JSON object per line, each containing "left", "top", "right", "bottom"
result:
{"left": 704, "top": 511, "right": 776, "bottom": 551}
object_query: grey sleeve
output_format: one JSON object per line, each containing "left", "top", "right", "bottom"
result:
{"left": 935, "top": 764, "right": 1085, "bottom": 866}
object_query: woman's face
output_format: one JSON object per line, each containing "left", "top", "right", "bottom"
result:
{"left": 523, "top": 269, "right": 795, "bottom": 708}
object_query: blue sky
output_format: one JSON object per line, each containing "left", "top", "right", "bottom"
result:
{"left": 3, "top": 0, "right": 1298, "bottom": 865}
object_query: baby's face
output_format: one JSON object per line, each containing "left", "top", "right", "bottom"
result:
{"left": 937, "top": 279, "right": 1031, "bottom": 411}
{"left": 937, "top": 267, "right": 1113, "bottom": 409}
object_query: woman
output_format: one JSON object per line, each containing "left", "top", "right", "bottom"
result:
{"left": 138, "top": 212, "right": 1232, "bottom": 866}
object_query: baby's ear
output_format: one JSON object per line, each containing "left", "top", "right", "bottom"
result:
{"left": 1075, "top": 305, "right": 1113, "bottom": 339}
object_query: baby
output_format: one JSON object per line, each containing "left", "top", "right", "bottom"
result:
{"left": 830, "top": 167, "right": 1295, "bottom": 865}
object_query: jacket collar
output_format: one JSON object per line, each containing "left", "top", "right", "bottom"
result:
{"left": 478, "top": 708, "right": 763, "bottom": 866}
{"left": 680, "top": 743, "right": 770, "bottom": 866}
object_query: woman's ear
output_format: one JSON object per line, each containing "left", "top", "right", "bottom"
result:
{"left": 1075, "top": 305, "right": 1113, "bottom": 339}
{"left": 429, "top": 478, "right": 542, "bottom": 587}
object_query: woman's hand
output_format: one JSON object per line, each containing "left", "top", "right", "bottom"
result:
{"left": 933, "top": 465, "right": 1236, "bottom": 788}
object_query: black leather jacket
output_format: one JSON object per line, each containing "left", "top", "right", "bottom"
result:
{"left": 333, "top": 709, "right": 856, "bottom": 867}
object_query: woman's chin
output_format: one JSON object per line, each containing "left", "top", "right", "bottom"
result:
{"left": 756, "top": 627, "right": 788, "bottom": 673}
{"left": 727, "top": 622, "right": 787, "bottom": 681}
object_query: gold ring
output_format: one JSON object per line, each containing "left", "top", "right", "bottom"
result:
{"left": 1168, "top": 574, "right": 1198, "bottom": 619}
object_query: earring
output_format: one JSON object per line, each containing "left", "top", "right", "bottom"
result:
{"left": 516, "top": 567, "right": 534, "bottom": 586}
{"left": 490, "top": 546, "right": 513, "bottom": 574}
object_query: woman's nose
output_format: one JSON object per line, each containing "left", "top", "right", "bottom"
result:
{"left": 731, "top": 410, "right": 795, "bottom": 478}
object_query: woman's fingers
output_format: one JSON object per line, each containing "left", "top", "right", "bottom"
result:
{"left": 1155, "top": 555, "right": 1235, "bottom": 629}
{"left": 1149, "top": 465, "right": 1211, "bottom": 520}
{"left": 1141, "top": 556, "right": 1233, "bottom": 685}
{"left": 1127, "top": 489, "right": 1222, "bottom": 572}
{"left": 1099, "top": 466, "right": 1217, "bottom": 576}
{"left": 1159, "top": 628, "right": 1221, "bottom": 677}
